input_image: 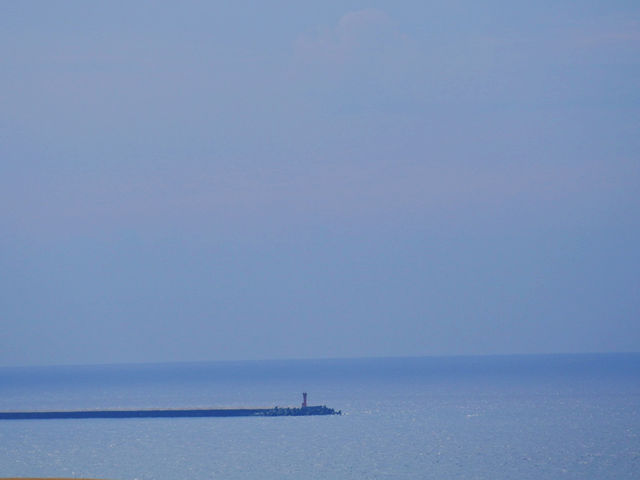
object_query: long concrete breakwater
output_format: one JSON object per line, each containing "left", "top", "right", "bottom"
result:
{"left": 0, "top": 405, "right": 340, "bottom": 420}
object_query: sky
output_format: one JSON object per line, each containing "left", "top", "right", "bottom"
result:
{"left": 1, "top": 1, "right": 639, "bottom": 366}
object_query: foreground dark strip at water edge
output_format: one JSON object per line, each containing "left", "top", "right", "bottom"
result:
{"left": 0, "top": 405, "right": 341, "bottom": 420}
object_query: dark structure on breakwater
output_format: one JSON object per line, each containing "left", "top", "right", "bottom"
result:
{"left": 0, "top": 393, "right": 341, "bottom": 420}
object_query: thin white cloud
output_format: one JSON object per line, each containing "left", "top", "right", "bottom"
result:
{"left": 291, "top": 9, "right": 419, "bottom": 112}
{"left": 294, "top": 8, "right": 408, "bottom": 68}
{"left": 571, "top": 18, "right": 640, "bottom": 48}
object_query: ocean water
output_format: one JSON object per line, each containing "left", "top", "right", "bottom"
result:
{"left": 0, "top": 354, "right": 639, "bottom": 480}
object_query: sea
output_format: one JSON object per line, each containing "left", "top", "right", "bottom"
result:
{"left": 0, "top": 354, "right": 638, "bottom": 480}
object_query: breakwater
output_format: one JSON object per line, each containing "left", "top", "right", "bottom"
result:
{"left": 0, "top": 405, "right": 340, "bottom": 420}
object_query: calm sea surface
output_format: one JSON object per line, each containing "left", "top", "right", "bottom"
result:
{"left": 0, "top": 354, "right": 639, "bottom": 479}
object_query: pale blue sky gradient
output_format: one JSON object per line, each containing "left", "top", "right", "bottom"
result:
{"left": 1, "top": 1, "right": 639, "bottom": 366}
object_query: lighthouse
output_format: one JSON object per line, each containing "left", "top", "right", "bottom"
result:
{"left": 302, "top": 392, "right": 308, "bottom": 408}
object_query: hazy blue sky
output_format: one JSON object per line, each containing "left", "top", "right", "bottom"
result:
{"left": 1, "top": 1, "right": 639, "bottom": 366}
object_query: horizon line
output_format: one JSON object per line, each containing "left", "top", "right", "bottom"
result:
{"left": 2, "top": 351, "right": 639, "bottom": 370}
